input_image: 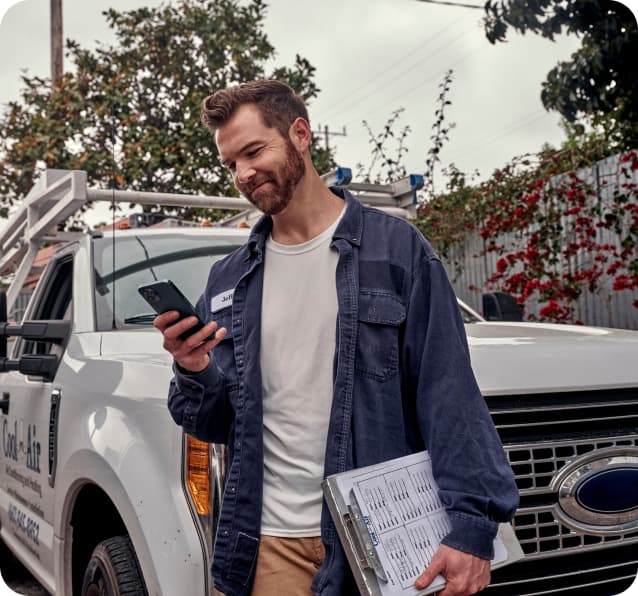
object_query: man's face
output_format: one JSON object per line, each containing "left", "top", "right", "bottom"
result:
{"left": 216, "top": 103, "right": 306, "bottom": 215}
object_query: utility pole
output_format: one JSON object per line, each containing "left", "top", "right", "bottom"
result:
{"left": 51, "top": 0, "right": 63, "bottom": 88}
{"left": 312, "top": 124, "right": 347, "bottom": 152}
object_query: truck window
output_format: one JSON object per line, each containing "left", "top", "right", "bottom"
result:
{"left": 15, "top": 255, "right": 73, "bottom": 358}
{"left": 92, "top": 234, "right": 241, "bottom": 331}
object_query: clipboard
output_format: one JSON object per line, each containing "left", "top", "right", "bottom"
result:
{"left": 323, "top": 451, "right": 524, "bottom": 596}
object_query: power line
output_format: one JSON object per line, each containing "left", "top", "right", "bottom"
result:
{"left": 319, "top": 22, "right": 481, "bottom": 125}
{"left": 317, "top": 13, "right": 471, "bottom": 120}
{"left": 415, "top": 0, "right": 484, "bottom": 9}
{"left": 447, "top": 109, "right": 551, "bottom": 164}
{"left": 341, "top": 42, "right": 490, "bottom": 128}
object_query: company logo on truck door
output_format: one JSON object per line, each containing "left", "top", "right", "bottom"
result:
{"left": 2, "top": 418, "right": 42, "bottom": 473}
{"left": 553, "top": 447, "right": 638, "bottom": 534}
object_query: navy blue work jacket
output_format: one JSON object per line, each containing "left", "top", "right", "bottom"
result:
{"left": 167, "top": 188, "right": 518, "bottom": 596}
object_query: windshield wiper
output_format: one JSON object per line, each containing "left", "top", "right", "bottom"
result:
{"left": 123, "top": 313, "right": 157, "bottom": 325}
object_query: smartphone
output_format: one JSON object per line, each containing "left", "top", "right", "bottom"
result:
{"left": 138, "top": 280, "right": 214, "bottom": 341}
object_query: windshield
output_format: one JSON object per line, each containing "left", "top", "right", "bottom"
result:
{"left": 92, "top": 233, "right": 242, "bottom": 331}
{"left": 92, "top": 232, "right": 482, "bottom": 330}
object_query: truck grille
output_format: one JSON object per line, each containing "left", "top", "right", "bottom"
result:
{"left": 487, "top": 543, "right": 638, "bottom": 595}
{"left": 484, "top": 389, "right": 638, "bottom": 595}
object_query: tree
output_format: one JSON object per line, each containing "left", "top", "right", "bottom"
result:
{"left": 483, "top": 0, "right": 638, "bottom": 149}
{"left": 0, "top": 0, "right": 334, "bottom": 221}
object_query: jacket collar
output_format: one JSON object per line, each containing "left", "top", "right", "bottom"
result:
{"left": 246, "top": 187, "right": 363, "bottom": 257}
{"left": 330, "top": 187, "right": 363, "bottom": 247}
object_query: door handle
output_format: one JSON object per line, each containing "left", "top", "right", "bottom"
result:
{"left": 0, "top": 392, "right": 9, "bottom": 415}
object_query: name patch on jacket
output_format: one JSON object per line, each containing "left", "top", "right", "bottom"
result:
{"left": 211, "top": 289, "right": 234, "bottom": 313}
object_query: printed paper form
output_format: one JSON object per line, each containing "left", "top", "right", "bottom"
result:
{"left": 334, "top": 451, "right": 508, "bottom": 596}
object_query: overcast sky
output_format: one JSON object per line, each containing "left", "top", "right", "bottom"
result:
{"left": 0, "top": 0, "right": 636, "bottom": 221}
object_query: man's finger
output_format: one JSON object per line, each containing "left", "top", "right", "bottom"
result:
{"left": 161, "top": 316, "right": 203, "bottom": 341}
{"left": 171, "top": 322, "right": 219, "bottom": 355}
{"left": 417, "top": 545, "right": 491, "bottom": 595}
{"left": 153, "top": 310, "right": 181, "bottom": 331}
{"left": 415, "top": 551, "right": 445, "bottom": 590}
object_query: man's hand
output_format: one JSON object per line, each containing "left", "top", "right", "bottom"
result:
{"left": 153, "top": 310, "right": 227, "bottom": 373}
{"left": 414, "top": 545, "right": 490, "bottom": 595}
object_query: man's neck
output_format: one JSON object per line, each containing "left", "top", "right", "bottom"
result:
{"left": 270, "top": 173, "right": 345, "bottom": 245}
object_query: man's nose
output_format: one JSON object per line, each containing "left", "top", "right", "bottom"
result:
{"left": 235, "top": 162, "right": 255, "bottom": 185}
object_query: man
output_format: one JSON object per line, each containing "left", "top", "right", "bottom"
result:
{"left": 155, "top": 80, "right": 518, "bottom": 596}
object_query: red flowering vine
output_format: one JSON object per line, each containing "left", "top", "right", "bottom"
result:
{"left": 417, "top": 146, "right": 638, "bottom": 324}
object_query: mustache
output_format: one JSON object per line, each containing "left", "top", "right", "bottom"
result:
{"left": 243, "top": 177, "right": 274, "bottom": 194}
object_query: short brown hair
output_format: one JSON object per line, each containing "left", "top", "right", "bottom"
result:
{"left": 201, "top": 80, "right": 309, "bottom": 137}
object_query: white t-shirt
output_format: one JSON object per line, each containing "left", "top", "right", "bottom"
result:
{"left": 260, "top": 208, "right": 345, "bottom": 537}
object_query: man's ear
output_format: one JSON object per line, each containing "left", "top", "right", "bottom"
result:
{"left": 288, "top": 117, "right": 312, "bottom": 152}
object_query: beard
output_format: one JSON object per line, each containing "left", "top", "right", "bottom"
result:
{"left": 241, "top": 140, "right": 306, "bottom": 216}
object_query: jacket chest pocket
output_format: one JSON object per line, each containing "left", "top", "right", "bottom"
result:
{"left": 355, "top": 290, "right": 406, "bottom": 382}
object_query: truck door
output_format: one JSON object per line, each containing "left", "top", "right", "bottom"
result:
{"left": 0, "top": 249, "right": 74, "bottom": 588}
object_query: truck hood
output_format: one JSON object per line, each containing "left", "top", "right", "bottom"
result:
{"left": 467, "top": 322, "right": 638, "bottom": 395}
{"left": 99, "top": 324, "right": 638, "bottom": 397}
{"left": 99, "top": 328, "right": 173, "bottom": 365}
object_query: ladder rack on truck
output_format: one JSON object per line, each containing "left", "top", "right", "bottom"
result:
{"left": 0, "top": 168, "right": 423, "bottom": 313}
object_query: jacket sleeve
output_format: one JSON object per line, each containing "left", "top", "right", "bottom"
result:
{"left": 166, "top": 294, "right": 234, "bottom": 444}
{"left": 403, "top": 254, "right": 519, "bottom": 559}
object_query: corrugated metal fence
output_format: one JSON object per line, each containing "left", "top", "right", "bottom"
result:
{"left": 440, "top": 152, "right": 638, "bottom": 330}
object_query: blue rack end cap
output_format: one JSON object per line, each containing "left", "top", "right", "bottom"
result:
{"left": 335, "top": 167, "right": 353, "bottom": 186}
{"left": 409, "top": 174, "right": 424, "bottom": 190}
{"left": 409, "top": 174, "right": 424, "bottom": 205}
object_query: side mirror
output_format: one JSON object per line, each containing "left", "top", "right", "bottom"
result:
{"left": 0, "top": 290, "right": 71, "bottom": 381}
{"left": 482, "top": 291, "right": 523, "bottom": 322}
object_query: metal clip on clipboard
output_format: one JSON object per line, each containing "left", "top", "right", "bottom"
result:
{"left": 346, "top": 490, "right": 388, "bottom": 583}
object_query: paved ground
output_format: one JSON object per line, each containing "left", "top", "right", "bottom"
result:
{"left": 0, "top": 539, "right": 49, "bottom": 595}
{"left": 2, "top": 576, "right": 49, "bottom": 596}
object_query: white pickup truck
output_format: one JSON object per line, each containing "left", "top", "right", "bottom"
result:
{"left": 1, "top": 170, "right": 637, "bottom": 595}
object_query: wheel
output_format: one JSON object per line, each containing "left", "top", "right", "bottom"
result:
{"left": 81, "top": 535, "right": 148, "bottom": 596}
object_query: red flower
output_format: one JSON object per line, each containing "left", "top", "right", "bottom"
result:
{"left": 607, "top": 263, "right": 620, "bottom": 275}
{"left": 613, "top": 275, "right": 636, "bottom": 292}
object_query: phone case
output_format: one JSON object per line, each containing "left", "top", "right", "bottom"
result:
{"left": 138, "top": 280, "right": 209, "bottom": 340}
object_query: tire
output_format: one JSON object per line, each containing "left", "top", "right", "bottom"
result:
{"left": 81, "top": 535, "right": 148, "bottom": 596}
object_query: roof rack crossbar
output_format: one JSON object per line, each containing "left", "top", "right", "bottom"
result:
{"left": 1, "top": 167, "right": 424, "bottom": 313}
{"left": 87, "top": 188, "right": 251, "bottom": 210}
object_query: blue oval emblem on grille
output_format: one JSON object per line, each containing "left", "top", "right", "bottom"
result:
{"left": 576, "top": 467, "right": 638, "bottom": 514}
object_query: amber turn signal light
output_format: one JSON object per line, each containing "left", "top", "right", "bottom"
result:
{"left": 186, "top": 435, "right": 210, "bottom": 515}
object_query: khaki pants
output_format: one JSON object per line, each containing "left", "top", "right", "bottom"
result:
{"left": 250, "top": 535, "right": 326, "bottom": 596}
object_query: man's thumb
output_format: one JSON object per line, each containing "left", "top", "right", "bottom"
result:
{"left": 415, "top": 553, "right": 445, "bottom": 590}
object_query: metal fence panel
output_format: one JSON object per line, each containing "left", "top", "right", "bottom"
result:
{"left": 439, "top": 153, "right": 638, "bottom": 330}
